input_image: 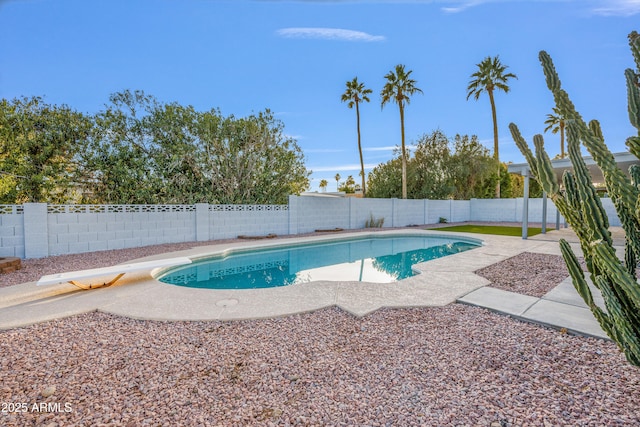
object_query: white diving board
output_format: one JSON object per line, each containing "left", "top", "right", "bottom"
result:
{"left": 36, "top": 257, "right": 192, "bottom": 290}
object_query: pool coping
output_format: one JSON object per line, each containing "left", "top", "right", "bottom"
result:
{"left": 0, "top": 229, "right": 591, "bottom": 330}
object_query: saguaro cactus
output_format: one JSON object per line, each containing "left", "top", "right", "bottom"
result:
{"left": 509, "top": 31, "right": 640, "bottom": 366}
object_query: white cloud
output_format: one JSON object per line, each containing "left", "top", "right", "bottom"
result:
{"left": 264, "top": 0, "right": 500, "bottom": 13}
{"left": 363, "top": 146, "right": 398, "bottom": 152}
{"left": 276, "top": 27, "right": 385, "bottom": 42}
{"left": 440, "top": 0, "right": 491, "bottom": 13}
{"left": 431, "top": 0, "right": 640, "bottom": 16}
{"left": 267, "top": 0, "right": 615, "bottom": 15}
{"left": 590, "top": 0, "right": 640, "bottom": 16}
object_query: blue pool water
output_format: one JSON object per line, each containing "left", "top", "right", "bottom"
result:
{"left": 158, "top": 235, "right": 480, "bottom": 289}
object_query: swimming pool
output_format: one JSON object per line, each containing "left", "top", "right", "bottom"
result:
{"left": 158, "top": 234, "right": 480, "bottom": 290}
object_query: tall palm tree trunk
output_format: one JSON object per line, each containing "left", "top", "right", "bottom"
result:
{"left": 488, "top": 89, "right": 500, "bottom": 198}
{"left": 399, "top": 102, "right": 407, "bottom": 199}
{"left": 356, "top": 101, "right": 366, "bottom": 197}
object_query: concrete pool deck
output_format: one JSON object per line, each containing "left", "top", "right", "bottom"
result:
{"left": 0, "top": 228, "right": 618, "bottom": 339}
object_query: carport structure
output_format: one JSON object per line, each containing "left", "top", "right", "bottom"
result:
{"left": 507, "top": 152, "right": 640, "bottom": 239}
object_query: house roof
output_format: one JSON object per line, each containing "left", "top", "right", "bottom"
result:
{"left": 507, "top": 151, "right": 640, "bottom": 185}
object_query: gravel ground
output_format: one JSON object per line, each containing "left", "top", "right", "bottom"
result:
{"left": 1, "top": 307, "right": 638, "bottom": 426}
{"left": 475, "top": 252, "right": 576, "bottom": 298}
{"left": 3, "top": 223, "right": 638, "bottom": 426}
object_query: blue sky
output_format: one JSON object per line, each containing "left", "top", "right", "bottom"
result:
{"left": 1, "top": 0, "right": 639, "bottom": 192}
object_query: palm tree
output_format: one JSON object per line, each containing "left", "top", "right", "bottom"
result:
{"left": 335, "top": 173, "right": 341, "bottom": 191}
{"left": 342, "top": 77, "right": 372, "bottom": 197}
{"left": 345, "top": 174, "right": 356, "bottom": 189}
{"left": 466, "top": 55, "right": 517, "bottom": 198}
{"left": 381, "top": 64, "right": 423, "bottom": 199}
{"left": 319, "top": 179, "right": 328, "bottom": 192}
{"left": 544, "top": 107, "right": 566, "bottom": 159}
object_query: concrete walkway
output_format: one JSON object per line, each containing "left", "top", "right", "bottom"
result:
{"left": 459, "top": 226, "right": 622, "bottom": 340}
{"left": 458, "top": 276, "right": 608, "bottom": 339}
{"left": 0, "top": 228, "right": 619, "bottom": 340}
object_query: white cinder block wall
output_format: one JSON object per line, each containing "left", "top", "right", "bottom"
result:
{"left": 470, "top": 198, "right": 519, "bottom": 222}
{"left": 1, "top": 195, "right": 615, "bottom": 259}
{"left": 208, "top": 205, "right": 289, "bottom": 239}
{"left": 46, "top": 211, "right": 197, "bottom": 256}
{"left": 392, "top": 199, "right": 426, "bottom": 227}
{"left": 352, "top": 198, "right": 395, "bottom": 228}
{"left": 293, "top": 197, "right": 351, "bottom": 233}
{"left": 0, "top": 206, "right": 25, "bottom": 258}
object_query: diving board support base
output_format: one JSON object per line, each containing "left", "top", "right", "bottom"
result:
{"left": 36, "top": 257, "right": 192, "bottom": 290}
{"left": 67, "top": 273, "right": 126, "bottom": 290}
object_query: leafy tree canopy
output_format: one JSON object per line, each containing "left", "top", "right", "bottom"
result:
{"left": 366, "top": 130, "right": 528, "bottom": 200}
{"left": 0, "top": 91, "right": 310, "bottom": 204}
{"left": 0, "top": 96, "right": 92, "bottom": 203}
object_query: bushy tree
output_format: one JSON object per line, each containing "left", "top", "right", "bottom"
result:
{"left": 366, "top": 157, "right": 403, "bottom": 199}
{"left": 145, "top": 101, "right": 209, "bottom": 203}
{"left": 0, "top": 90, "right": 310, "bottom": 205}
{"left": 196, "top": 109, "right": 309, "bottom": 204}
{"left": 411, "top": 130, "right": 454, "bottom": 199}
{"left": 449, "top": 134, "right": 498, "bottom": 199}
{"left": 506, "top": 168, "right": 543, "bottom": 198}
{"left": 80, "top": 90, "right": 164, "bottom": 203}
{"left": 79, "top": 90, "right": 309, "bottom": 204}
{"left": 0, "top": 97, "right": 91, "bottom": 203}
{"left": 366, "top": 130, "right": 498, "bottom": 200}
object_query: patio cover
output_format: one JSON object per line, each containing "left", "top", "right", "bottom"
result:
{"left": 507, "top": 152, "right": 640, "bottom": 239}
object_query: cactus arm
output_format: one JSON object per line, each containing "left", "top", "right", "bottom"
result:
{"left": 592, "top": 243, "right": 640, "bottom": 314}
{"left": 562, "top": 171, "right": 578, "bottom": 209}
{"left": 627, "top": 136, "right": 640, "bottom": 160}
{"left": 630, "top": 164, "right": 640, "bottom": 187}
{"left": 625, "top": 237, "right": 637, "bottom": 280}
{"left": 539, "top": 52, "right": 638, "bottom": 214}
{"left": 626, "top": 68, "right": 640, "bottom": 131}
{"left": 509, "top": 123, "right": 539, "bottom": 178}
{"left": 545, "top": 48, "right": 640, "bottom": 263}
{"left": 625, "top": 163, "right": 640, "bottom": 268}
{"left": 628, "top": 31, "right": 640, "bottom": 133}
{"left": 594, "top": 275, "right": 640, "bottom": 366}
{"left": 559, "top": 240, "right": 622, "bottom": 352}
{"left": 588, "top": 120, "right": 604, "bottom": 141}
{"left": 533, "top": 134, "right": 560, "bottom": 195}
{"left": 560, "top": 239, "right": 595, "bottom": 307}
{"left": 565, "top": 122, "right": 612, "bottom": 245}
{"left": 630, "top": 31, "right": 640, "bottom": 74}
{"left": 512, "top": 32, "right": 640, "bottom": 366}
